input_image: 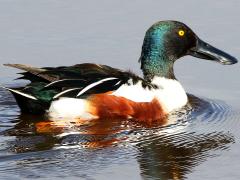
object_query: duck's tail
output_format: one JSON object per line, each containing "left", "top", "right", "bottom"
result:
{"left": 1, "top": 86, "right": 37, "bottom": 100}
{"left": 0, "top": 85, "right": 48, "bottom": 114}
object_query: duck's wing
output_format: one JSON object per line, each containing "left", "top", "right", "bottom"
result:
{"left": 5, "top": 63, "right": 143, "bottom": 96}
{"left": 4, "top": 63, "right": 145, "bottom": 114}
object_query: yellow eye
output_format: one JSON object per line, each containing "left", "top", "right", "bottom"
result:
{"left": 178, "top": 30, "right": 185, "bottom": 36}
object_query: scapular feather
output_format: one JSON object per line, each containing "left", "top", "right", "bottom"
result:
{"left": 44, "top": 79, "right": 88, "bottom": 89}
{"left": 76, "top": 77, "right": 120, "bottom": 97}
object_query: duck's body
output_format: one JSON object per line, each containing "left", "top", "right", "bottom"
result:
{"left": 4, "top": 63, "right": 187, "bottom": 122}
{"left": 48, "top": 76, "right": 187, "bottom": 121}
{"left": 3, "top": 21, "right": 237, "bottom": 122}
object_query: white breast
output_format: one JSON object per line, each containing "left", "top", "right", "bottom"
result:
{"left": 111, "top": 77, "right": 188, "bottom": 113}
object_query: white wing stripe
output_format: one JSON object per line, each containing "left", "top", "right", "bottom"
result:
{"left": 53, "top": 88, "right": 81, "bottom": 99}
{"left": 114, "top": 80, "right": 121, "bottom": 86}
{"left": 44, "top": 79, "right": 85, "bottom": 88}
{"left": 76, "top": 77, "right": 118, "bottom": 97}
{"left": 44, "top": 79, "right": 69, "bottom": 88}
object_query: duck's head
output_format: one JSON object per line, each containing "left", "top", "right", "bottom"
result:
{"left": 139, "top": 21, "right": 238, "bottom": 80}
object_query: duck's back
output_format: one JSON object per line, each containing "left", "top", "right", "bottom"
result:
{"left": 3, "top": 63, "right": 152, "bottom": 114}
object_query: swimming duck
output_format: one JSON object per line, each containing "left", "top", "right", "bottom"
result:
{"left": 3, "top": 21, "right": 238, "bottom": 122}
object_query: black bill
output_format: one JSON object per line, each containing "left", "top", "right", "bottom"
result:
{"left": 188, "top": 38, "right": 238, "bottom": 65}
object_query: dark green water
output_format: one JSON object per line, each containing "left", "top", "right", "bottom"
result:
{"left": 0, "top": 1, "right": 240, "bottom": 179}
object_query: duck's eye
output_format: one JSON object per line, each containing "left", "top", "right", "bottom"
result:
{"left": 178, "top": 30, "right": 185, "bottom": 37}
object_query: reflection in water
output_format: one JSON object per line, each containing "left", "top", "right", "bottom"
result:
{"left": 2, "top": 114, "right": 58, "bottom": 153}
{"left": 0, "top": 89, "right": 237, "bottom": 179}
{"left": 136, "top": 131, "right": 234, "bottom": 180}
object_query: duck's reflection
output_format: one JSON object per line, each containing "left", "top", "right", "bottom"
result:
{"left": 2, "top": 114, "right": 58, "bottom": 152}
{"left": 2, "top": 114, "right": 131, "bottom": 151}
{"left": 135, "top": 130, "right": 234, "bottom": 180}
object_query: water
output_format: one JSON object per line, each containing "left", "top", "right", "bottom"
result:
{"left": 0, "top": 1, "right": 240, "bottom": 180}
{"left": 0, "top": 90, "right": 239, "bottom": 180}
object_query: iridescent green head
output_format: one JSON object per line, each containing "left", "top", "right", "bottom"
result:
{"left": 139, "top": 21, "right": 238, "bottom": 80}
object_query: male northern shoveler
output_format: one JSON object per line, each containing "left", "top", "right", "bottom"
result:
{"left": 2, "top": 21, "right": 238, "bottom": 122}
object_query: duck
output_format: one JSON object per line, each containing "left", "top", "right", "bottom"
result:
{"left": 2, "top": 20, "right": 238, "bottom": 123}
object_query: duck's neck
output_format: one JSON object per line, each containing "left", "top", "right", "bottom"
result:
{"left": 139, "top": 23, "right": 176, "bottom": 81}
{"left": 141, "top": 56, "right": 175, "bottom": 81}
